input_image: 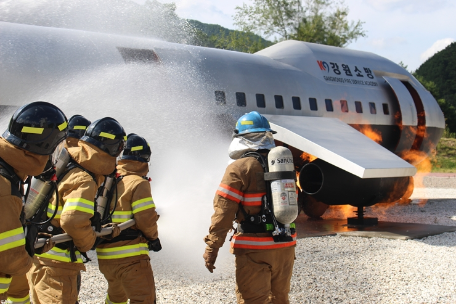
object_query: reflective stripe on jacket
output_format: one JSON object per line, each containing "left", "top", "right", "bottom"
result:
{"left": 111, "top": 211, "right": 132, "bottom": 223}
{"left": 36, "top": 247, "right": 83, "bottom": 264}
{"left": 46, "top": 203, "right": 62, "bottom": 219}
{"left": 6, "top": 294, "right": 31, "bottom": 304}
{"left": 96, "top": 243, "right": 149, "bottom": 260}
{"left": 0, "top": 227, "right": 25, "bottom": 253}
{"left": 132, "top": 197, "right": 155, "bottom": 214}
{"left": 0, "top": 276, "right": 12, "bottom": 293}
{"left": 231, "top": 233, "right": 297, "bottom": 250}
{"left": 216, "top": 184, "right": 265, "bottom": 206}
{"left": 62, "top": 198, "right": 95, "bottom": 215}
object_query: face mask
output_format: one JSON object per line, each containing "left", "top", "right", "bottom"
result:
{"left": 228, "top": 132, "right": 275, "bottom": 160}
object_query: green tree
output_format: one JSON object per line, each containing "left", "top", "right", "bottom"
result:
{"left": 234, "top": 0, "right": 366, "bottom": 47}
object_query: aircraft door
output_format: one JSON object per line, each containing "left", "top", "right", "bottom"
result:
{"left": 383, "top": 76, "right": 418, "bottom": 154}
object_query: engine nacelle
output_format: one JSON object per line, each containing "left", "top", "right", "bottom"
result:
{"left": 299, "top": 159, "right": 410, "bottom": 207}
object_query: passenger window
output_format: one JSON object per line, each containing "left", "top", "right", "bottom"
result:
{"left": 309, "top": 98, "right": 318, "bottom": 111}
{"left": 292, "top": 97, "right": 301, "bottom": 110}
{"left": 215, "top": 91, "right": 226, "bottom": 105}
{"left": 275, "top": 95, "right": 284, "bottom": 109}
{"left": 382, "top": 103, "right": 390, "bottom": 115}
{"left": 369, "top": 102, "right": 377, "bottom": 114}
{"left": 355, "top": 101, "right": 363, "bottom": 113}
{"left": 340, "top": 100, "right": 349, "bottom": 112}
{"left": 325, "top": 99, "right": 333, "bottom": 112}
{"left": 256, "top": 94, "right": 266, "bottom": 108}
{"left": 236, "top": 92, "right": 246, "bottom": 107}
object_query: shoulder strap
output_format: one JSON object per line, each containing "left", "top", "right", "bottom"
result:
{"left": 241, "top": 151, "right": 269, "bottom": 173}
{"left": 59, "top": 158, "right": 97, "bottom": 184}
{"left": 0, "top": 157, "right": 23, "bottom": 198}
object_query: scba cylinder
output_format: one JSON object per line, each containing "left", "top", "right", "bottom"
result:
{"left": 267, "top": 146, "right": 298, "bottom": 225}
{"left": 24, "top": 147, "right": 70, "bottom": 219}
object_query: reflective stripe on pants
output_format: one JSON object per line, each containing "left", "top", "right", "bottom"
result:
{"left": 6, "top": 294, "right": 30, "bottom": 304}
{"left": 0, "top": 276, "right": 12, "bottom": 293}
{"left": 96, "top": 243, "right": 149, "bottom": 260}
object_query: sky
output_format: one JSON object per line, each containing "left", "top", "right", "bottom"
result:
{"left": 140, "top": 0, "right": 455, "bottom": 72}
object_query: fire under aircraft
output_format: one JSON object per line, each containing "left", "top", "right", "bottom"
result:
{"left": 0, "top": 22, "right": 444, "bottom": 223}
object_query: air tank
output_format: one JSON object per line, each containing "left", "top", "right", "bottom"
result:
{"left": 268, "top": 146, "right": 299, "bottom": 225}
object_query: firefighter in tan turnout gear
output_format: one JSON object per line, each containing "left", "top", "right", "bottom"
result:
{"left": 96, "top": 133, "right": 161, "bottom": 304}
{"left": 0, "top": 101, "right": 68, "bottom": 304}
{"left": 27, "top": 117, "right": 126, "bottom": 304}
{"left": 204, "top": 111, "right": 298, "bottom": 304}
{"left": 65, "top": 114, "right": 91, "bottom": 149}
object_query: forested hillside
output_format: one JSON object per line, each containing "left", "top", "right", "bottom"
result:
{"left": 414, "top": 42, "right": 456, "bottom": 133}
{"left": 188, "top": 19, "right": 273, "bottom": 53}
{"left": 415, "top": 42, "right": 456, "bottom": 102}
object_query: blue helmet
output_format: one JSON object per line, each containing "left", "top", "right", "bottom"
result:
{"left": 234, "top": 111, "right": 276, "bottom": 135}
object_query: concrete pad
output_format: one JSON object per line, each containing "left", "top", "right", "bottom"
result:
{"left": 294, "top": 215, "right": 456, "bottom": 240}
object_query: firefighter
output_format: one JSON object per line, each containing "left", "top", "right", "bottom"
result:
{"left": 0, "top": 101, "right": 68, "bottom": 304}
{"left": 65, "top": 114, "right": 91, "bottom": 148}
{"left": 27, "top": 117, "right": 126, "bottom": 304}
{"left": 96, "top": 133, "right": 161, "bottom": 304}
{"left": 203, "top": 111, "right": 297, "bottom": 304}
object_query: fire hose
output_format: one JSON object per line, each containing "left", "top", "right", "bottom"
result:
{"left": 34, "top": 219, "right": 136, "bottom": 249}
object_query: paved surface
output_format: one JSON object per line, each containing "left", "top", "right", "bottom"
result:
{"left": 294, "top": 216, "right": 456, "bottom": 240}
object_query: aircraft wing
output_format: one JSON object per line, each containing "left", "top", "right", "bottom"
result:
{"left": 263, "top": 115, "right": 417, "bottom": 178}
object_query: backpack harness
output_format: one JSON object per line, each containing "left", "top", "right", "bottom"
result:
{"left": 237, "top": 151, "right": 295, "bottom": 243}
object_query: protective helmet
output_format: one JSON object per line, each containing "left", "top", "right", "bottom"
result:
{"left": 121, "top": 133, "right": 151, "bottom": 163}
{"left": 68, "top": 115, "right": 91, "bottom": 139}
{"left": 2, "top": 101, "right": 68, "bottom": 155}
{"left": 80, "top": 117, "right": 126, "bottom": 157}
{"left": 234, "top": 111, "right": 276, "bottom": 135}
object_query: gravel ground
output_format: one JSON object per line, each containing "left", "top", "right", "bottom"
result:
{"left": 76, "top": 177, "right": 456, "bottom": 304}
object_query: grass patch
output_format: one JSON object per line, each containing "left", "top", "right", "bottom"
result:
{"left": 431, "top": 137, "right": 456, "bottom": 172}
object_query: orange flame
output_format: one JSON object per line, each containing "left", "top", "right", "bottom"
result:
{"left": 325, "top": 205, "right": 356, "bottom": 219}
{"left": 300, "top": 152, "right": 317, "bottom": 163}
{"left": 352, "top": 124, "right": 383, "bottom": 144}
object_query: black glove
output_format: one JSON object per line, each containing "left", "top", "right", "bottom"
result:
{"left": 34, "top": 232, "right": 55, "bottom": 255}
{"left": 148, "top": 238, "right": 162, "bottom": 252}
{"left": 90, "top": 212, "right": 102, "bottom": 232}
{"left": 24, "top": 224, "right": 39, "bottom": 257}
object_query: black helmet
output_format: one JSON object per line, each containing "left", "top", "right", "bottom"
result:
{"left": 68, "top": 115, "right": 91, "bottom": 139}
{"left": 121, "top": 133, "right": 151, "bottom": 163}
{"left": 80, "top": 117, "right": 126, "bottom": 157}
{"left": 2, "top": 101, "right": 68, "bottom": 155}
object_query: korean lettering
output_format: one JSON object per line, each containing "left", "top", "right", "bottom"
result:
{"left": 354, "top": 66, "right": 363, "bottom": 77}
{"left": 364, "top": 67, "right": 374, "bottom": 79}
{"left": 330, "top": 62, "right": 341, "bottom": 75}
{"left": 342, "top": 64, "right": 352, "bottom": 77}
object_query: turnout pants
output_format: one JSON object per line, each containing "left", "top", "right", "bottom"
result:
{"left": 27, "top": 263, "right": 79, "bottom": 304}
{"left": 0, "top": 274, "right": 30, "bottom": 304}
{"left": 235, "top": 246, "right": 295, "bottom": 304}
{"left": 99, "top": 259, "right": 156, "bottom": 304}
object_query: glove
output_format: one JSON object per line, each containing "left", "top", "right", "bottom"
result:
{"left": 147, "top": 238, "right": 162, "bottom": 252}
{"left": 90, "top": 212, "right": 102, "bottom": 232}
{"left": 34, "top": 233, "right": 55, "bottom": 255}
{"left": 101, "top": 223, "right": 121, "bottom": 240}
{"left": 203, "top": 247, "right": 219, "bottom": 273}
